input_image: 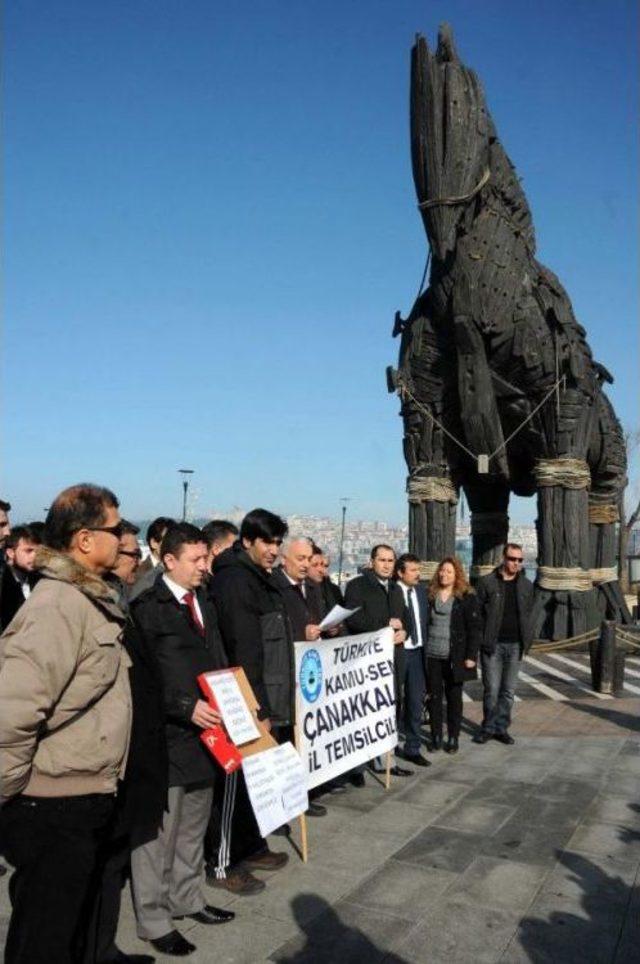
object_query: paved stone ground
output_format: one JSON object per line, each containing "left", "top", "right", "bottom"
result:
{"left": 1, "top": 698, "right": 639, "bottom": 962}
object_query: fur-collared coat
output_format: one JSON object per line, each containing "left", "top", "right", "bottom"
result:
{"left": 0, "top": 547, "right": 132, "bottom": 800}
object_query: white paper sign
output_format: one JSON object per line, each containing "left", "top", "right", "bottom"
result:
{"left": 317, "top": 604, "right": 360, "bottom": 632}
{"left": 203, "top": 670, "right": 260, "bottom": 746}
{"left": 242, "top": 742, "right": 309, "bottom": 837}
{"left": 294, "top": 628, "right": 397, "bottom": 790}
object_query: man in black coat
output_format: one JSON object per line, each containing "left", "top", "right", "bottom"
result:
{"left": 208, "top": 509, "right": 290, "bottom": 880}
{"left": 0, "top": 525, "right": 41, "bottom": 631}
{"left": 271, "top": 538, "right": 328, "bottom": 817}
{"left": 130, "top": 524, "right": 234, "bottom": 958}
{"left": 307, "top": 545, "right": 344, "bottom": 619}
{"left": 84, "top": 615, "right": 168, "bottom": 964}
{"left": 344, "top": 544, "right": 413, "bottom": 778}
{"left": 394, "top": 553, "right": 430, "bottom": 768}
{"left": 475, "top": 543, "right": 534, "bottom": 746}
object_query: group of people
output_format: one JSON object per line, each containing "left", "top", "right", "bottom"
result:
{"left": 0, "top": 486, "right": 534, "bottom": 963}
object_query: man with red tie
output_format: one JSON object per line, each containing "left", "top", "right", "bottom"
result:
{"left": 130, "top": 523, "right": 235, "bottom": 958}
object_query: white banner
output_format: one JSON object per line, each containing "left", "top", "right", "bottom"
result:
{"left": 294, "top": 627, "right": 397, "bottom": 790}
{"left": 242, "top": 742, "right": 309, "bottom": 837}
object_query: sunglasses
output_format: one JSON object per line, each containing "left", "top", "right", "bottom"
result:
{"left": 88, "top": 523, "right": 125, "bottom": 539}
{"left": 505, "top": 555, "right": 524, "bottom": 563}
{"left": 118, "top": 549, "right": 142, "bottom": 559}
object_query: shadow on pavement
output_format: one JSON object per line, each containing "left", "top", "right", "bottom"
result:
{"left": 271, "top": 893, "right": 409, "bottom": 963}
{"left": 566, "top": 702, "right": 640, "bottom": 733}
{"left": 515, "top": 846, "right": 636, "bottom": 963}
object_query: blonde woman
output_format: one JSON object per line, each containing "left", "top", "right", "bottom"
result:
{"left": 425, "top": 557, "right": 482, "bottom": 753}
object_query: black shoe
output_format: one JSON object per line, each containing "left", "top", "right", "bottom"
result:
{"left": 445, "top": 737, "right": 459, "bottom": 754}
{"left": 100, "top": 951, "right": 156, "bottom": 964}
{"left": 307, "top": 801, "right": 327, "bottom": 817}
{"left": 174, "top": 905, "right": 235, "bottom": 925}
{"left": 403, "top": 753, "right": 431, "bottom": 768}
{"left": 349, "top": 772, "right": 366, "bottom": 788}
{"left": 272, "top": 823, "right": 291, "bottom": 836}
{"left": 430, "top": 734, "right": 443, "bottom": 752}
{"left": 494, "top": 732, "right": 515, "bottom": 745}
{"left": 148, "top": 931, "right": 195, "bottom": 956}
{"left": 474, "top": 731, "right": 492, "bottom": 745}
{"left": 389, "top": 765, "right": 413, "bottom": 777}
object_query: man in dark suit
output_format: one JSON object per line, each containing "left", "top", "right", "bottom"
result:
{"left": 130, "top": 523, "right": 234, "bottom": 958}
{"left": 394, "top": 554, "right": 430, "bottom": 767}
{"left": 0, "top": 524, "right": 41, "bottom": 631}
{"left": 344, "top": 544, "right": 413, "bottom": 778}
{"left": 271, "top": 538, "right": 327, "bottom": 818}
{"left": 307, "top": 545, "right": 344, "bottom": 620}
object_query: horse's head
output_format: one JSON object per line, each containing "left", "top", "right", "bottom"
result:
{"left": 411, "top": 24, "right": 491, "bottom": 262}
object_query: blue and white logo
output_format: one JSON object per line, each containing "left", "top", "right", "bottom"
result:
{"left": 300, "top": 649, "right": 323, "bottom": 703}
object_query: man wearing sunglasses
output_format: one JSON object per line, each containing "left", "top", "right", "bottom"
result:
{"left": 475, "top": 543, "right": 534, "bottom": 745}
{"left": 0, "top": 483, "right": 132, "bottom": 963}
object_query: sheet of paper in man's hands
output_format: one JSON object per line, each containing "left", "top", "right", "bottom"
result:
{"left": 203, "top": 670, "right": 260, "bottom": 746}
{"left": 318, "top": 605, "right": 360, "bottom": 632}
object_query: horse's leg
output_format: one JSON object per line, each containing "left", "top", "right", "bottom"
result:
{"left": 464, "top": 482, "right": 510, "bottom": 583}
{"left": 587, "top": 394, "right": 631, "bottom": 623}
{"left": 533, "top": 387, "right": 599, "bottom": 640}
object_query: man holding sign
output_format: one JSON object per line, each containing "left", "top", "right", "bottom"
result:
{"left": 130, "top": 523, "right": 234, "bottom": 958}
{"left": 344, "top": 545, "right": 413, "bottom": 778}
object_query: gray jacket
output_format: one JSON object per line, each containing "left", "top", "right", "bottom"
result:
{"left": 476, "top": 568, "right": 534, "bottom": 654}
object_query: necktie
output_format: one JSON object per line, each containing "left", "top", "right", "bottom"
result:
{"left": 182, "top": 591, "right": 204, "bottom": 635}
{"left": 407, "top": 588, "right": 418, "bottom": 644}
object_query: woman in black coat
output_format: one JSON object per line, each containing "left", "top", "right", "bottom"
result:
{"left": 424, "top": 557, "right": 482, "bottom": 754}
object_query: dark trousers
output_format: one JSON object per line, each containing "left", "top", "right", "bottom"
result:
{"left": 84, "top": 834, "right": 129, "bottom": 963}
{"left": 426, "top": 657, "right": 463, "bottom": 739}
{"left": 481, "top": 642, "right": 522, "bottom": 734}
{"left": 401, "top": 648, "right": 426, "bottom": 755}
{"left": 206, "top": 769, "right": 265, "bottom": 871}
{"left": 0, "top": 793, "right": 115, "bottom": 964}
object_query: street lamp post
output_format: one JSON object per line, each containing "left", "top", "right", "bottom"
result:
{"left": 337, "top": 497, "right": 351, "bottom": 588}
{"left": 178, "top": 469, "right": 194, "bottom": 521}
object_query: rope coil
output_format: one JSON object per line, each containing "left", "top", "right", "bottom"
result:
{"left": 470, "top": 563, "right": 496, "bottom": 579}
{"left": 534, "top": 458, "right": 591, "bottom": 490}
{"left": 589, "top": 567, "right": 618, "bottom": 585}
{"left": 537, "top": 566, "right": 593, "bottom": 592}
{"left": 407, "top": 476, "right": 458, "bottom": 505}
{"left": 418, "top": 560, "right": 440, "bottom": 581}
{"left": 588, "top": 503, "right": 620, "bottom": 524}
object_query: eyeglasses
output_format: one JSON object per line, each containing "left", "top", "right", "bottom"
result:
{"left": 118, "top": 549, "right": 142, "bottom": 559}
{"left": 505, "top": 555, "right": 524, "bottom": 563}
{"left": 88, "top": 523, "right": 125, "bottom": 539}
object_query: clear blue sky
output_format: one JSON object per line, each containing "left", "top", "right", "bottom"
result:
{"left": 3, "top": 0, "right": 638, "bottom": 525}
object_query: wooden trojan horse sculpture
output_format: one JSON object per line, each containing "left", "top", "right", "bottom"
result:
{"left": 387, "top": 25, "right": 629, "bottom": 639}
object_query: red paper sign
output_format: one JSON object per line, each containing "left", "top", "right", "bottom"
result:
{"left": 197, "top": 672, "right": 243, "bottom": 773}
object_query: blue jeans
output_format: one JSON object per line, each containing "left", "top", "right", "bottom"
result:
{"left": 481, "top": 643, "right": 521, "bottom": 734}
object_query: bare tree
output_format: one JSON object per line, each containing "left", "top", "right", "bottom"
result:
{"left": 618, "top": 429, "right": 640, "bottom": 594}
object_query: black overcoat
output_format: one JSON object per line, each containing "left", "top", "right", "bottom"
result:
{"left": 131, "top": 578, "right": 227, "bottom": 787}
{"left": 210, "top": 546, "right": 294, "bottom": 726}
{"left": 270, "top": 568, "right": 321, "bottom": 642}
{"left": 424, "top": 591, "right": 483, "bottom": 683}
{"left": 117, "top": 618, "right": 169, "bottom": 835}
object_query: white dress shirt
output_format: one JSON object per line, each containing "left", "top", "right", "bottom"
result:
{"left": 399, "top": 582, "right": 423, "bottom": 650}
{"left": 162, "top": 574, "right": 204, "bottom": 626}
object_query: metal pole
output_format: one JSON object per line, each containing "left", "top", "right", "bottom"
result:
{"left": 337, "top": 503, "right": 347, "bottom": 587}
{"left": 178, "top": 469, "right": 194, "bottom": 522}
